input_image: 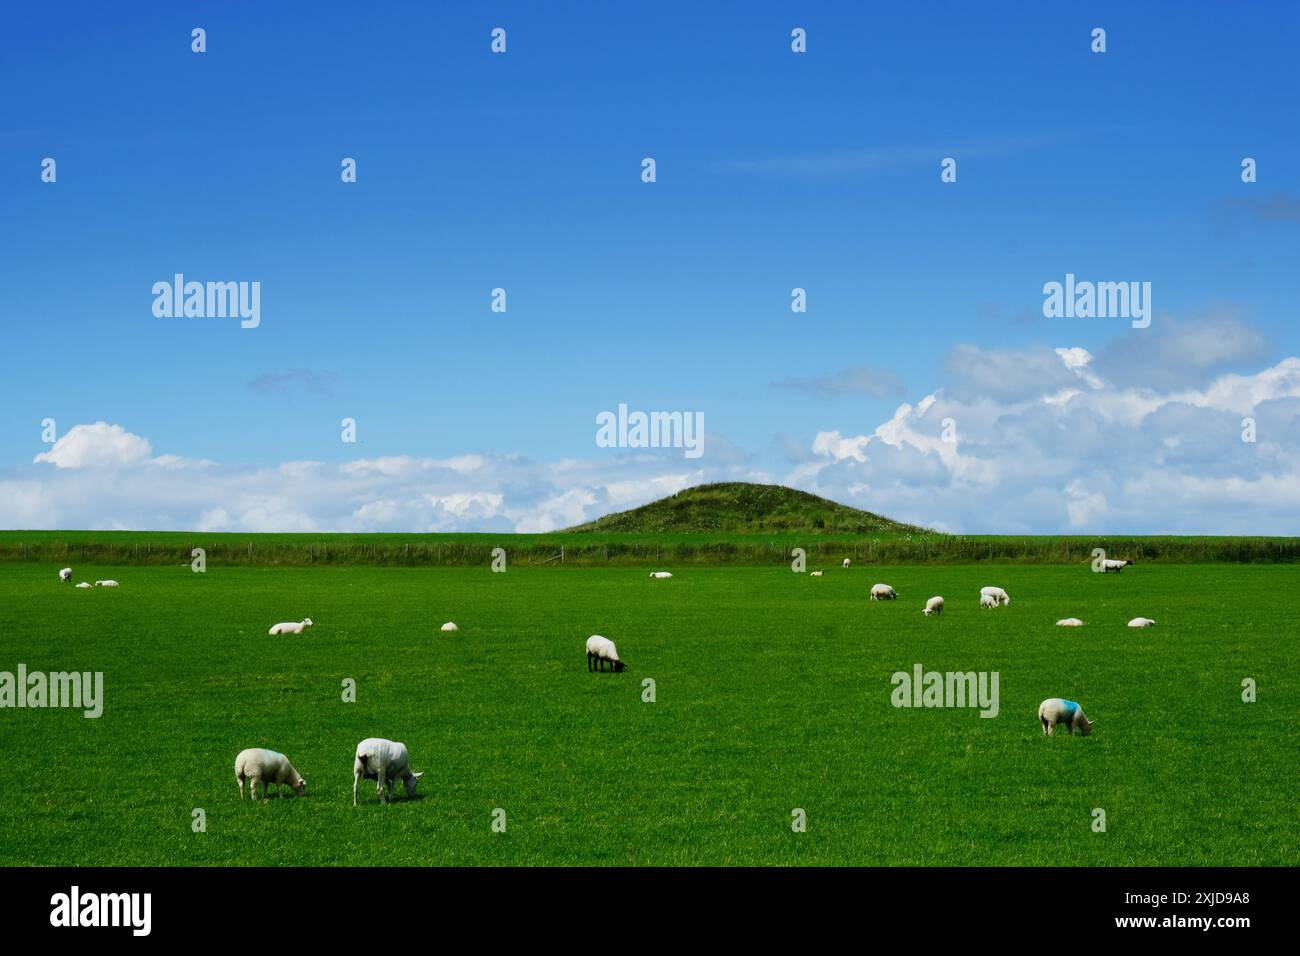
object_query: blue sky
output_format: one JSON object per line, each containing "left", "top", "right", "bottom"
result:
{"left": 3, "top": 2, "right": 1298, "bottom": 532}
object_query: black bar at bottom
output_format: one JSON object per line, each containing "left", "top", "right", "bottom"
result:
{"left": 0, "top": 867, "right": 1281, "bottom": 941}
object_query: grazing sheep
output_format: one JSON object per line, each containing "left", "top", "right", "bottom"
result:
{"left": 1056, "top": 618, "right": 1085, "bottom": 627}
{"left": 810, "top": 570, "right": 824, "bottom": 577}
{"left": 980, "top": 586, "right": 1010, "bottom": 606}
{"left": 353, "top": 738, "right": 424, "bottom": 806}
{"left": 1038, "top": 698, "right": 1094, "bottom": 736}
{"left": 235, "top": 748, "right": 306, "bottom": 799}
{"left": 842, "top": 558, "right": 851, "bottom": 568}
{"left": 268, "top": 618, "right": 312, "bottom": 636}
{"left": 58, "top": 568, "right": 72, "bottom": 583}
{"left": 440, "top": 622, "right": 458, "bottom": 632}
{"left": 586, "top": 635, "right": 626, "bottom": 673}
{"left": 75, "top": 581, "right": 92, "bottom": 589}
{"left": 649, "top": 571, "right": 673, "bottom": 579}
{"left": 979, "top": 593, "right": 998, "bottom": 609}
{"left": 93, "top": 580, "right": 119, "bottom": 588}
{"left": 922, "top": 596, "right": 944, "bottom": 616}
{"left": 869, "top": 583, "right": 897, "bottom": 601}
{"left": 1101, "top": 559, "right": 1132, "bottom": 573}
{"left": 1128, "top": 617, "right": 1156, "bottom": 628}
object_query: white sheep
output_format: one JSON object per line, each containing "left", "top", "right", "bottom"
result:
{"left": 440, "top": 622, "right": 458, "bottom": 632}
{"left": 979, "top": 593, "right": 998, "bottom": 609}
{"left": 1038, "top": 698, "right": 1094, "bottom": 736}
{"left": 235, "top": 748, "right": 306, "bottom": 799}
{"left": 58, "top": 567, "right": 72, "bottom": 583}
{"left": 75, "top": 581, "right": 92, "bottom": 589}
{"left": 810, "top": 570, "right": 824, "bottom": 577}
{"left": 649, "top": 571, "right": 673, "bottom": 579}
{"left": 1101, "top": 558, "right": 1133, "bottom": 573}
{"left": 869, "top": 583, "right": 897, "bottom": 601}
{"left": 93, "top": 580, "right": 119, "bottom": 588}
{"left": 268, "top": 618, "right": 312, "bottom": 635}
{"left": 980, "top": 586, "right": 1010, "bottom": 606}
{"left": 842, "top": 558, "right": 851, "bottom": 568}
{"left": 923, "top": 596, "right": 944, "bottom": 616}
{"left": 1056, "top": 618, "right": 1085, "bottom": 627}
{"left": 1128, "top": 617, "right": 1156, "bottom": 628}
{"left": 586, "top": 634, "right": 626, "bottom": 672}
{"left": 353, "top": 738, "right": 424, "bottom": 806}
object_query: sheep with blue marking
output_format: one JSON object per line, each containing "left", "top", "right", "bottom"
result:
{"left": 1038, "top": 698, "right": 1094, "bottom": 736}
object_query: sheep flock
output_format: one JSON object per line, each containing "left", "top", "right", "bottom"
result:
{"left": 54, "top": 549, "right": 1154, "bottom": 808}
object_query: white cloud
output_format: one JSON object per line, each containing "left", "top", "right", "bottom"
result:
{"left": 792, "top": 343, "right": 1300, "bottom": 533}
{"left": 6, "top": 323, "right": 1299, "bottom": 534}
{"left": 33, "top": 422, "right": 152, "bottom": 470}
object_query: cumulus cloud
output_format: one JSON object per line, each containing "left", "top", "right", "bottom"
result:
{"left": 791, "top": 332, "right": 1300, "bottom": 533}
{"left": 944, "top": 344, "right": 1084, "bottom": 402}
{"left": 1091, "top": 311, "right": 1269, "bottom": 390}
{"left": 6, "top": 319, "right": 1299, "bottom": 534}
{"left": 33, "top": 422, "right": 153, "bottom": 469}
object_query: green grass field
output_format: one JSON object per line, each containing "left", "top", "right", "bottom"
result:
{"left": 0, "top": 561, "right": 1294, "bottom": 865}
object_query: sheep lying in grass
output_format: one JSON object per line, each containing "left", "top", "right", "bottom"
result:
{"left": 353, "top": 738, "right": 424, "bottom": 806}
{"left": 870, "top": 583, "right": 897, "bottom": 601}
{"left": 923, "top": 596, "right": 944, "bottom": 616}
{"left": 1127, "top": 617, "right": 1156, "bottom": 628}
{"left": 235, "top": 748, "right": 306, "bottom": 799}
{"left": 810, "top": 570, "right": 824, "bottom": 577}
{"left": 93, "top": 580, "right": 119, "bottom": 588}
{"left": 58, "top": 568, "right": 72, "bottom": 583}
{"left": 1056, "top": 618, "right": 1084, "bottom": 627}
{"left": 649, "top": 571, "right": 673, "bottom": 579}
{"left": 268, "top": 618, "right": 312, "bottom": 635}
{"left": 979, "top": 593, "right": 998, "bottom": 609}
{"left": 1038, "top": 698, "right": 1094, "bottom": 736}
{"left": 75, "top": 582, "right": 92, "bottom": 589}
{"left": 440, "top": 622, "right": 458, "bottom": 632}
{"left": 980, "top": 586, "right": 1010, "bottom": 606}
{"left": 586, "top": 635, "right": 626, "bottom": 672}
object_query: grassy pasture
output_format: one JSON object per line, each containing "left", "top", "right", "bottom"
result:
{"left": 0, "top": 561, "right": 1294, "bottom": 865}
{"left": 2, "top": 529, "right": 1298, "bottom": 567}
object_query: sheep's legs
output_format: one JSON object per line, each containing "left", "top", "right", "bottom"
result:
{"left": 352, "top": 771, "right": 360, "bottom": 807}
{"left": 237, "top": 776, "right": 245, "bottom": 799}
{"left": 377, "top": 769, "right": 389, "bottom": 803}
{"left": 1041, "top": 719, "right": 1052, "bottom": 737}
{"left": 249, "top": 776, "right": 261, "bottom": 799}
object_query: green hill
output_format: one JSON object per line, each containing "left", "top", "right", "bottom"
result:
{"left": 565, "top": 482, "right": 932, "bottom": 535}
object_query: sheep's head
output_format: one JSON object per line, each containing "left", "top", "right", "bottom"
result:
{"left": 612, "top": 660, "right": 627, "bottom": 673}
{"left": 404, "top": 771, "right": 425, "bottom": 797}
{"left": 293, "top": 777, "right": 307, "bottom": 796}
{"left": 1081, "top": 719, "right": 1094, "bottom": 737}
{"left": 303, "top": 618, "right": 313, "bottom": 627}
